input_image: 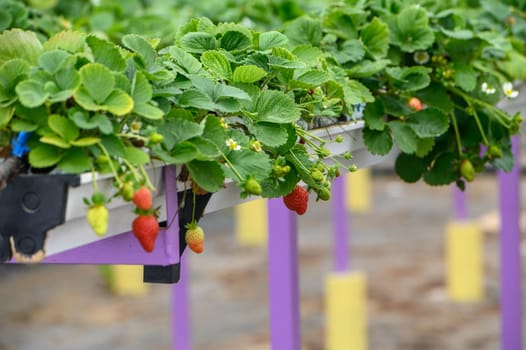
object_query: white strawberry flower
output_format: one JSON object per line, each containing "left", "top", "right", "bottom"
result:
{"left": 226, "top": 138, "right": 241, "bottom": 151}
{"left": 413, "top": 51, "right": 430, "bottom": 64}
{"left": 503, "top": 82, "right": 519, "bottom": 99}
{"left": 481, "top": 82, "right": 496, "bottom": 95}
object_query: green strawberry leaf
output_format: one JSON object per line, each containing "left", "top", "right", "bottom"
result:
{"left": 423, "top": 152, "right": 458, "bottom": 186}
{"left": 44, "top": 31, "right": 86, "bottom": 53}
{"left": 415, "top": 137, "right": 435, "bottom": 157}
{"left": 395, "top": 152, "right": 427, "bottom": 183}
{"left": 0, "top": 105, "right": 14, "bottom": 127}
{"left": 168, "top": 46, "right": 204, "bottom": 76}
{"left": 363, "top": 99, "right": 385, "bottom": 131}
{"left": 70, "top": 137, "right": 101, "bottom": 147}
{"left": 28, "top": 143, "right": 63, "bottom": 168}
{"left": 124, "top": 146, "right": 150, "bottom": 165}
{"left": 292, "top": 45, "right": 323, "bottom": 66}
{"left": 57, "top": 147, "right": 92, "bottom": 173}
{"left": 201, "top": 50, "right": 232, "bottom": 80}
{"left": 290, "top": 70, "right": 329, "bottom": 88}
{"left": 232, "top": 65, "right": 267, "bottom": 83}
{"left": 38, "top": 50, "right": 70, "bottom": 74}
{"left": 259, "top": 31, "right": 288, "bottom": 50}
{"left": 201, "top": 115, "right": 226, "bottom": 148}
{"left": 0, "top": 59, "right": 29, "bottom": 102}
{"left": 334, "top": 39, "right": 365, "bottom": 64}
{"left": 407, "top": 108, "right": 449, "bottom": 138}
{"left": 453, "top": 62, "right": 477, "bottom": 92}
{"left": 248, "top": 121, "right": 289, "bottom": 147}
{"left": 187, "top": 159, "right": 225, "bottom": 192}
{"left": 224, "top": 149, "right": 272, "bottom": 182}
{"left": 153, "top": 142, "right": 199, "bottom": 164}
{"left": 48, "top": 114, "right": 79, "bottom": 142}
{"left": 220, "top": 31, "right": 252, "bottom": 52}
{"left": 180, "top": 32, "right": 218, "bottom": 54}
{"left": 0, "top": 29, "right": 43, "bottom": 65}
{"left": 103, "top": 89, "right": 134, "bottom": 116}
{"left": 133, "top": 103, "right": 164, "bottom": 120}
{"left": 362, "top": 127, "right": 393, "bottom": 155}
{"left": 346, "top": 59, "right": 391, "bottom": 78}
{"left": 188, "top": 136, "right": 219, "bottom": 159}
{"left": 415, "top": 83, "right": 454, "bottom": 113}
{"left": 100, "top": 134, "right": 126, "bottom": 157}
{"left": 252, "top": 90, "right": 300, "bottom": 123}
{"left": 388, "top": 7, "right": 435, "bottom": 52}
{"left": 86, "top": 35, "right": 126, "bottom": 72}
{"left": 284, "top": 16, "right": 322, "bottom": 46}
{"left": 40, "top": 135, "right": 71, "bottom": 149}
{"left": 389, "top": 121, "right": 418, "bottom": 154}
{"left": 122, "top": 34, "right": 156, "bottom": 69}
{"left": 362, "top": 17, "right": 390, "bottom": 59}
{"left": 159, "top": 118, "right": 203, "bottom": 149}
{"left": 55, "top": 67, "right": 80, "bottom": 91}
{"left": 16, "top": 80, "right": 49, "bottom": 107}
{"left": 131, "top": 71, "right": 152, "bottom": 104}
{"left": 386, "top": 66, "right": 431, "bottom": 92}
{"left": 79, "top": 63, "right": 115, "bottom": 104}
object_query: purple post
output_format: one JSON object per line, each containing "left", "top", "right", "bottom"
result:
{"left": 332, "top": 175, "right": 349, "bottom": 272}
{"left": 172, "top": 253, "right": 191, "bottom": 350}
{"left": 267, "top": 198, "right": 301, "bottom": 350}
{"left": 453, "top": 186, "right": 468, "bottom": 221}
{"left": 498, "top": 135, "right": 523, "bottom": 350}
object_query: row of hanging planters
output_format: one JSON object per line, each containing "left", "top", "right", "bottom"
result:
{"left": 0, "top": 0, "right": 523, "bottom": 261}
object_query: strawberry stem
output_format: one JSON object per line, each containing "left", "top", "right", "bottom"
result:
{"left": 139, "top": 164, "right": 156, "bottom": 191}
{"left": 97, "top": 143, "right": 123, "bottom": 187}
{"left": 219, "top": 150, "right": 244, "bottom": 182}
{"left": 450, "top": 112, "right": 463, "bottom": 157}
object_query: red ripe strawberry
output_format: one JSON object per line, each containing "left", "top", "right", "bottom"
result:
{"left": 185, "top": 224, "right": 204, "bottom": 254}
{"left": 132, "top": 214, "right": 159, "bottom": 252}
{"left": 133, "top": 186, "right": 152, "bottom": 211}
{"left": 283, "top": 185, "right": 308, "bottom": 215}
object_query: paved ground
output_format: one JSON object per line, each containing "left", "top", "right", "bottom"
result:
{"left": 0, "top": 172, "right": 525, "bottom": 350}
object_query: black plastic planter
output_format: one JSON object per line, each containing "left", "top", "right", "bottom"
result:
{"left": 143, "top": 189, "right": 212, "bottom": 283}
{"left": 0, "top": 173, "right": 80, "bottom": 262}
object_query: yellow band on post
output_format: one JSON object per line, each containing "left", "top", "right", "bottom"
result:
{"left": 108, "top": 265, "right": 148, "bottom": 296}
{"left": 446, "top": 221, "right": 483, "bottom": 302}
{"left": 325, "top": 271, "right": 368, "bottom": 350}
{"left": 346, "top": 169, "right": 372, "bottom": 214}
{"left": 235, "top": 198, "right": 268, "bottom": 246}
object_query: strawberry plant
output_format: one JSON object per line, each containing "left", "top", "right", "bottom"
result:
{"left": 0, "top": 0, "right": 523, "bottom": 251}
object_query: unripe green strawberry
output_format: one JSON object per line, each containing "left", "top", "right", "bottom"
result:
{"left": 185, "top": 224, "right": 204, "bottom": 254}
{"left": 120, "top": 182, "right": 134, "bottom": 201}
{"left": 335, "top": 135, "right": 344, "bottom": 143}
{"left": 283, "top": 185, "right": 309, "bottom": 215}
{"left": 244, "top": 177, "right": 262, "bottom": 196}
{"left": 149, "top": 132, "right": 164, "bottom": 144}
{"left": 488, "top": 145, "right": 503, "bottom": 159}
{"left": 132, "top": 214, "right": 159, "bottom": 252}
{"left": 460, "top": 159, "right": 475, "bottom": 182}
{"left": 311, "top": 169, "right": 324, "bottom": 182}
{"left": 87, "top": 204, "right": 109, "bottom": 236}
{"left": 318, "top": 187, "right": 331, "bottom": 201}
{"left": 133, "top": 186, "right": 152, "bottom": 210}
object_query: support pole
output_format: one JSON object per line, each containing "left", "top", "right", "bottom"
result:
{"left": 235, "top": 199, "right": 268, "bottom": 246}
{"left": 172, "top": 254, "right": 190, "bottom": 350}
{"left": 325, "top": 175, "right": 368, "bottom": 350}
{"left": 446, "top": 187, "right": 483, "bottom": 302}
{"left": 498, "top": 135, "right": 523, "bottom": 350}
{"left": 268, "top": 198, "right": 301, "bottom": 350}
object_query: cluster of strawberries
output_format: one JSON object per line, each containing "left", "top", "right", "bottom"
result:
{"left": 131, "top": 186, "right": 159, "bottom": 252}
